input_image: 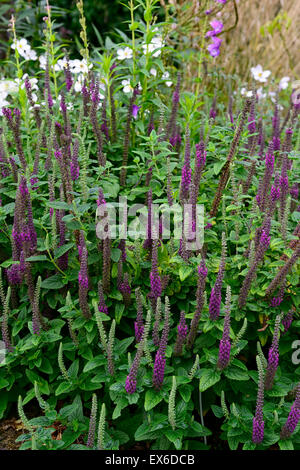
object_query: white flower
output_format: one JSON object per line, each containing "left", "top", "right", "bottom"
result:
{"left": 256, "top": 87, "right": 267, "bottom": 100}
{"left": 150, "top": 68, "right": 157, "bottom": 77}
{"left": 116, "top": 47, "right": 133, "bottom": 61}
{"left": 56, "top": 57, "right": 69, "bottom": 71}
{"left": 279, "top": 76, "right": 290, "bottom": 90}
{"left": 121, "top": 79, "right": 133, "bottom": 94}
{"left": 74, "top": 74, "right": 84, "bottom": 92}
{"left": 23, "top": 48, "right": 37, "bottom": 61}
{"left": 250, "top": 64, "right": 271, "bottom": 83}
{"left": 142, "top": 36, "right": 163, "bottom": 57}
{"left": 11, "top": 38, "right": 30, "bottom": 57}
{"left": 0, "top": 93, "right": 9, "bottom": 109}
{"left": 241, "top": 87, "right": 253, "bottom": 97}
{"left": 39, "top": 54, "right": 47, "bottom": 70}
{"left": 162, "top": 71, "right": 172, "bottom": 87}
{"left": 69, "top": 59, "right": 92, "bottom": 74}
{"left": 121, "top": 79, "right": 141, "bottom": 94}
{"left": 0, "top": 80, "right": 18, "bottom": 96}
{"left": 11, "top": 38, "right": 37, "bottom": 61}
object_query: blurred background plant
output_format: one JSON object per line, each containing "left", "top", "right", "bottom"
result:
{"left": 0, "top": 0, "right": 299, "bottom": 84}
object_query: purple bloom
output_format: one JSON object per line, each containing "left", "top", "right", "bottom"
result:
{"left": 209, "top": 235, "right": 226, "bottom": 320}
{"left": 207, "top": 36, "right": 223, "bottom": 57}
{"left": 265, "top": 315, "right": 281, "bottom": 390}
{"left": 132, "top": 104, "right": 141, "bottom": 119}
{"left": 252, "top": 358, "right": 265, "bottom": 445}
{"left": 125, "top": 375, "right": 137, "bottom": 394}
{"left": 7, "top": 264, "right": 22, "bottom": 285}
{"left": 280, "top": 384, "right": 300, "bottom": 439}
{"left": 252, "top": 417, "right": 265, "bottom": 445}
{"left": 174, "top": 311, "right": 188, "bottom": 356}
{"left": 209, "top": 286, "right": 222, "bottom": 320}
{"left": 152, "top": 351, "right": 166, "bottom": 390}
{"left": 150, "top": 239, "right": 162, "bottom": 299}
{"left": 217, "top": 286, "right": 231, "bottom": 370}
{"left": 206, "top": 20, "right": 224, "bottom": 37}
{"left": 98, "top": 281, "right": 109, "bottom": 315}
{"left": 282, "top": 310, "right": 294, "bottom": 335}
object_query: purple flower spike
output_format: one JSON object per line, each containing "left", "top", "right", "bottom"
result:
{"left": 174, "top": 311, "right": 188, "bottom": 356}
{"left": 252, "top": 417, "right": 265, "bottom": 445}
{"left": 280, "top": 384, "right": 300, "bottom": 439}
{"left": 152, "top": 351, "right": 166, "bottom": 390}
{"left": 265, "top": 315, "right": 281, "bottom": 390}
{"left": 125, "top": 375, "right": 137, "bottom": 394}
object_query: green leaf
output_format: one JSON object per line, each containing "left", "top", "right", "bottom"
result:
{"left": 41, "top": 275, "right": 64, "bottom": 289}
{"left": 224, "top": 366, "right": 249, "bottom": 381}
{"left": 54, "top": 243, "right": 74, "bottom": 259}
{"left": 25, "top": 255, "right": 49, "bottom": 262}
{"left": 111, "top": 248, "right": 121, "bottom": 263}
{"left": 115, "top": 303, "right": 125, "bottom": 323}
{"left": 179, "top": 384, "right": 192, "bottom": 403}
{"left": 165, "top": 429, "right": 183, "bottom": 450}
{"left": 178, "top": 265, "right": 193, "bottom": 282}
{"left": 199, "top": 369, "right": 221, "bottom": 392}
{"left": 55, "top": 381, "right": 73, "bottom": 396}
{"left": 185, "top": 421, "right": 212, "bottom": 437}
{"left": 144, "top": 389, "right": 163, "bottom": 411}
{"left": 228, "top": 435, "right": 240, "bottom": 450}
{"left": 135, "top": 423, "right": 157, "bottom": 441}
{"left": 279, "top": 439, "right": 294, "bottom": 450}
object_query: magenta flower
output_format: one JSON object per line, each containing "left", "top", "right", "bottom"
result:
{"left": 206, "top": 20, "right": 224, "bottom": 37}
{"left": 207, "top": 36, "right": 223, "bottom": 57}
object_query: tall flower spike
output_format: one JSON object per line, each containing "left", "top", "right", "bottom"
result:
{"left": 98, "top": 280, "right": 108, "bottom": 315}
{"left": 210, "top": 99, "right": 251, "bottom": 217}
{"left": 134, "top": 287, "right": 144, "bottom": 343}
{"left": 152, "top": 296, "right": 162, "bottom": 348}
{"left": 119, "top": 272, "right": 131, "bottom": 307}
{"left": 97, "top": 403, "right": 106, "bottom": 450}
{"left": 150, "top": 238, "right": 162, "bottom": 300}
{"left": 168, "top": 376, "right": 177, "bottom": 430}
{"left": 265, "top": 314, "right": 282, "bottom": 390}
{"left": 174, "top": 311, "right": 188, "bottom": 356}
{"left": 1, "top": 286, "right": 13, "bottom": 352}
{"left": 87, "top": 394, "right": 98, "bottom": 448}
{"left": 152, "top": 297, "right": 170, "bottom": 390}
{"left": 107, "top": 320, "right": 116, "bottom": 376}
{"left": 186, "top": 260, "right": 208, "bottom": 349}
{"left": 217, "top": 286, "right": 231, "bottom": 370}
{"left": 238, "top": 216, "right": 271, "bottom": 308}
{"left": 32, "top": 276, "right": 42, "bottom": 335}
{"left": 120, "top": 87, "right": 139, "bottom": 186}
{"left": 209, "top": 233, "right": 226, "bottom": 320}
{"left": 282, "top": 309, "right": 294, "bottom": 335}
{"left": 78, "top": 247, "right": 91, "bottom": 318}
{"left": 166, "top": 72, "right": 181, "bottom": 141}
{"left": 125, "top": 310, "right": 151, "bottom": 394}
{"left": 280, "top": 383, "right": 300, "bottom": 440}
{"left": 143, "top": 188, "right": 153, "bottom": 250}
{"left": 180, "top": 125, "right": 192, "bottom": 201}
{"left": 252, "top": 356, "right": 265, "bottom": 445}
